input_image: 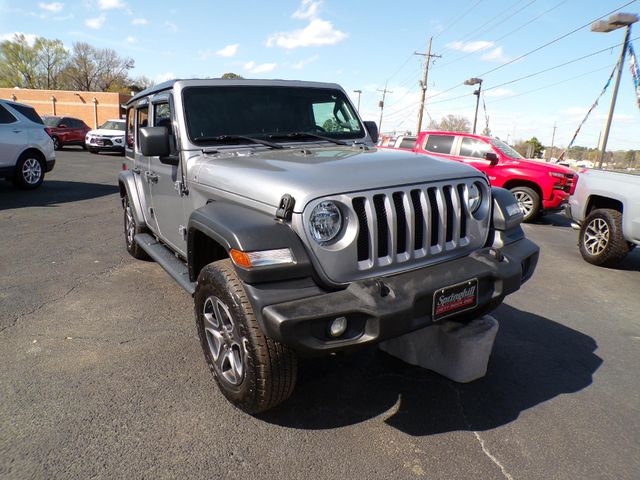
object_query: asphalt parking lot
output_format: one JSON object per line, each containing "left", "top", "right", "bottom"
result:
{"left": 1, "top": 149, "right": 639, "bottom": 480}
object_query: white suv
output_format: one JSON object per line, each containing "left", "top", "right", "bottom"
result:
{"left": 0, "top": 100, "right": 55, "bottom": 189}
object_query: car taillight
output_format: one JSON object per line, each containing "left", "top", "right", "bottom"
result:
{"left": 122, "top": 162, "right": 127, "bottom": 171}
{"left": 569, "top": 173, "right": 578, "bottom": 195}
{"left": 44, "top": 127, "right": 52, "bottom": 137}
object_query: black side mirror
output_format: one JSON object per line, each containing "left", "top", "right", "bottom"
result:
{"left": 364, "top": 121, "right": 379, "bottom": 144}
{"left": 485, "top": 152, "right": 499, "bottom": 165}
{"left": 140, "top": 126, "right": 170, "bottom": 158}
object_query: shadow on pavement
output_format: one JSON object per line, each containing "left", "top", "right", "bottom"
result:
{"left": 260, "top": 304, "right": 602, "bottom": 434}
{"left": 611, "top": 248, "right": 640, "bottom": 272}
{"left": 533, "top": 213, "right": 573, "bottom": 228}
{"left": 0, "top": 180, "right": 119, "bottom": 210}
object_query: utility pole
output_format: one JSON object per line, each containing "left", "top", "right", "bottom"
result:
{"left": 377, "top": 82, "right": 392, "bottom": 133}
{"left": 549, "top": 122, "right": 557, "bottom": 162}
{"left": 415, "top": 37, "right": 441, "bottom": 134}
{"left": 353, "top": 89, "right": 362, "bottom": 112}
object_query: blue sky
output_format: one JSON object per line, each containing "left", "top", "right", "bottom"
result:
{"left": 1, "top": 0, "right": 639, "bottom": 150}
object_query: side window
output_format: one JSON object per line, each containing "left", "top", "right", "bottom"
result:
{"left": 398, "top": 137, "right": 416, "bottom": 149}
{"left": 60, "top": 117, "right": 70, "bottom": 127}
{"left": 0, "top": 105, "right": 17, "bottom": 124}
{"left": 11, "top": 104, "right": 44, "bottom": 124}
{"left": 424, "top": 134, "right": 454, "bottom": 155}
{"left": 126, "top": 107, "right": 134, "bottom": 148}
{"left": 136, "top": 106, "right": 148, "bottom": 149}
{"left": 153, "top": 102, "right": 176, "bottom": 154}
{"left": 459, "top": 137, "right": 491, "bottom": 158}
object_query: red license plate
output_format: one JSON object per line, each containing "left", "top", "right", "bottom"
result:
{"left": 432, "top": 278, "right": 479, "bottom": 321}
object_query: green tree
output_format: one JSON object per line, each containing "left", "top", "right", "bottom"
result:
{"left": 528, "top": 136, "right": 544, "bottom": 158}
{"left": 34, "top": 38, "right": 69, "bottom": 89}
{"left": 220, "top": 72, "right": 243, "bottom": 79}
{"left": 0, "top": 34, "right": 40, "bottom": 88}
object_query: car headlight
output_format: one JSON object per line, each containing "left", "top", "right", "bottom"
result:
{"left": 114, "top": 138, "right": 122, "bottom": 143}
{"left": 467, "top": 182, "right": 482, "bottom": 213}
{"left": 309, "top": 201, "right": 342, "bottom": 244}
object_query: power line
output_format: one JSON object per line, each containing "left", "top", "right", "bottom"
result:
{"left": 477, "top": 0, "right": 638, "bottom": 78}
{"left": 434, "top": 0, "right": 484, "bottom": 40}
{"left": 453, "top": 0, "right": 536, "bottom": 45}
{"left": 434, "top": 0, "right": 568, "bottom": 71}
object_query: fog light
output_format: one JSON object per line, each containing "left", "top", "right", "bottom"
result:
{"left": 329, "top": 316, "right": 348, "bottom": 337}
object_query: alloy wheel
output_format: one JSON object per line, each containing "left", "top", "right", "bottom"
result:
{"left": 22, "top": 158, "right": 42, "bottom": 185}
{"left": 203, "top": 296, "right": 247, "bottom": 386}
{"left": 513, "top": 190, "right": 534, "bottom": 217}
{"left": 124, "top": 200, "right": 135, "bottom": 246}
{"left": 583, "top": 217, "right": 610, "bottom": 256}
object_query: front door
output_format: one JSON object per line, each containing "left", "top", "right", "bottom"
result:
{"left": 148, "top": 96, "right": 187, "bottom": 255}
{"left": 0, "top": 104, "right": 25, "bottom": 168}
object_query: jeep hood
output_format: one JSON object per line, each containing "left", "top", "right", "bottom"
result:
{"left": 189, "top": 146, "right": 484, "bottom": 212}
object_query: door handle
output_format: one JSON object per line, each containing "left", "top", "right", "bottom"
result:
{"left": 12, "top": 129, "right": 22, "bottom": 133}
{"left": 132, "top": 167, "right": 141, "bottom": 174}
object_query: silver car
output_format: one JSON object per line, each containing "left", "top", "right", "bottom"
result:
{"left": 0, "top": 99, "right": 55, "bottom": 189}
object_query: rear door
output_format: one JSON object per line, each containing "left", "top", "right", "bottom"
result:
{"left": 419, "top": 133, "right": 456, "bottom": 160}
{"left": 147, "top": 94, "right": 187, "bottom": 254}
{"left": 68, "top": 118, "right": 85, "bottom": 143}
{"left": 0, "top": 104, "right": 26, "bottom": 168}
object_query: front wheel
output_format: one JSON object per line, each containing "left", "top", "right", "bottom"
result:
{"left": 195, "top": 260, "right": 297, "bottom": 414}
{"left": 579, "top": 208, "right": 629, "bottom": 267}
{"left": 123, "top": 194, "right": 149, "bottom": 260}
{"left": 509, "top": 186, "right": 540, "bottom": 222}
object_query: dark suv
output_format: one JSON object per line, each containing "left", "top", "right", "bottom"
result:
{"left": 43, "top": 116, "right": 91, "bottom": 150}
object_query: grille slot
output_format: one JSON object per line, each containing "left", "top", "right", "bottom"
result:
{"left": 427, "top": 188, "right": 439, "bottom": 247}
{"left": 392, "top": 192, "right": 407, "bottom": 254}
{"left": 353, "top": 198, "right": 369, "bottom": 262}
{"left": 410, "top": 189, "right": 425, "bottom": 251}
{"left": 457, "top": 184, "right": 468, "bottom": 239}
{"left": 373, "top": 194, "right": 389, "bottom": 258}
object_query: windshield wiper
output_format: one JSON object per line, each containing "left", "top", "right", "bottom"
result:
{"left": 193, "top": 134, "right": 284, "bottom": 149}
{"left": 269, "top": 132, "right": 349, "bottom": 146}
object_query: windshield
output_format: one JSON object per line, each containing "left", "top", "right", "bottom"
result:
{"left": 182, "top": 86, "right": 364, "bottom": 145}
{"left": 490, "top": 137, "right": 524, "bottom": 159}
{"left": 100, "top": 120, "right": 125, "bottom": 131}
{"left": 43, "top": 117, "right": 61, "bottom": 127}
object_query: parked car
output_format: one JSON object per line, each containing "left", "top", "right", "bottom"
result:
{"left": 385, "top": 131, "right": 578, "bottom": 222}
{"left": 85, "top": 119, "right": 126, "bottom": 154}
{"left": 42, "top": 115, "right": 91, "bottom": 150}
{"left": 119, "top": 79, "right": 539, "bottom": 413}
{"left": 566, "top": 168, "right": 639, "bottom": 266}
{"left": 0, "top": 99, "right": 55, "bottom": 189}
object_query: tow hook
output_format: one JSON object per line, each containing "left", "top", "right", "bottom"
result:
{"left": 488, "top": 248, "right": 505, "bottom": 262}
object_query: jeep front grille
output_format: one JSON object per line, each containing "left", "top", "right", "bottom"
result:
{"left": 352, "top": 183, "right": 472, "bottom": 266}
{"left": 300, "top": 179, "right": 491, "bottom": 284}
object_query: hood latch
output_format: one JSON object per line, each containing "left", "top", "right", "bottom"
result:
{"left": 276, "top": 194, "right": 295, "bottom": 222}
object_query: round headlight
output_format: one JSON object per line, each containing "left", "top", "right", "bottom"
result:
{"left": 467, "top": 183, "right": 482, "bottom": 213}
{"left": 309, "top": 201, "right": 342, "bottom": 244}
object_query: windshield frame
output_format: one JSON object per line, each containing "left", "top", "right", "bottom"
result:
{"left": 489, "top": 137, "right": 524, "bottom": 160}
{"left": 181, "top": 85, "right": 365, "bottom": 147}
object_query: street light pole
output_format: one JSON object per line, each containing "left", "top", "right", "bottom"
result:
{"left": 353, "top": 89, "right": 362, "bottom": 112}
{"left": 464, "top": 77, "right": 483, "bottom": 134}
{"left": 591, "top": 13, "right": 638, "bottom": 169}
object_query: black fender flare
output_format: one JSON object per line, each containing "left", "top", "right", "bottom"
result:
{"left": 187, "top": 201, "right": 314, "bottom": 284}
{"left": 118, "top": 170, "right": 146, "bottom": 226}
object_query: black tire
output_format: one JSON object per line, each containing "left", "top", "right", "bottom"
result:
{"left": 509, "top": 186, "right": 540, "bottom": 222}
{"left": 195, "top": 260, "right": 297, "bottom": 414}
{"left": 579, "top": 208, "right": 629, "bottom": 267}
{"left": 13, "top": 153, "right": 45, "bottom": 190}
{"left": 123, "top": 194, "right": 149, "bottom": 260}
{"left": 82, "top": 143, "right": 88, "bottom": 150}
{"left": 52, "top": 136, "right": 61, "bottom": 150}
{"left": 88, "top": 147, "right": 99, "bottom": 154}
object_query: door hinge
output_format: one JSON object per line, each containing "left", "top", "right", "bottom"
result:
{"left": 174, "top": 180, "right": 189, "bottom": 196}
{"left": 178, "top": 225, "right": 187, "bottom": 240}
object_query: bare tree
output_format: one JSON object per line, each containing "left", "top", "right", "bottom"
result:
{"left": 427, "top": 115, "right": 471, "bottom": 133}
{"left": 64, "top": 42, "right": 134, "bottom": 92}
{"left": 35, "top": 38, "right": 68, "bottom": 89}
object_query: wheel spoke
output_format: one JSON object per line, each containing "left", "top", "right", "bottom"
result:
{"left": 205, "top": 327, "right": 224, "bottom": 361}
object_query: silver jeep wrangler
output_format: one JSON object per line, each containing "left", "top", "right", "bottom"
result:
{"left": 119, "top": 79, "right": 539, "bottom": 414}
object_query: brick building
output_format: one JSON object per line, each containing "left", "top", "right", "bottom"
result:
{"left": 0, "top": 88, "right": 131, "bottom": 129}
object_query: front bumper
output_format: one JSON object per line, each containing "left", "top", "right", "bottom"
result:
{"left": 259, "top": 238, "right": 539, "bottom": 355}
{"left": 542, "top": 190, "right": 570, "bottom": 212}
{"left": 45, "top": 159, "right": 56, "bottom": 172}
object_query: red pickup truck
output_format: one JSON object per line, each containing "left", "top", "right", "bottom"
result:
{"left": 387, "top": 131, "right": 577, "bottom": 221}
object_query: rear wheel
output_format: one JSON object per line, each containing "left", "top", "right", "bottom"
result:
{"left": 88, "top": 147, "right": 99, "bottom": 154}
{"left": 52, "top": 136, "right": 61, "bottom": 150}
{"left": 13, "top": 153, "right": 44, "bottom": 189}
{"left": 510, "top": 186, "right": 540, "bottom": 222}
{"left": 579, "top": 208, "right": 629, "bottom": 267}
{"left": 195, "top": 260, "right": 297, "bottom": 414}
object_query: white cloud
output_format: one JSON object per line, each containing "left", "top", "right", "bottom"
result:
{"left": 292, "top": 0, "right": 321, "bottom": 20}
{"left": 85, "top": 14, "right": 106, "bottom": 29}
{"left": 267, "top": 18, "right": 347, "bottom": 49}
{"left": 216, "top": 43, "right": 239, "bottom": 58}
{"left": 98, "top": 0, "right": 125, "bottom": 10}
{"left": 38, "top": 2, "right": 63, "bottom": 13}
{"left": 126, "top": 36, "right": 136, "bottom": 44}
{"left": 0, "top": 32, "right": 38, "bottom": 45}
{"left": 244, "top": 61, "right": 277, "bottom": 74}
{"left": 132, "top": 18, "right": 148, "bottom": 25}
{"left": 291, "top": 54, "right": 319, "bottom": 69}
{"left": 164, "top": 21, "right": 179, "bottom": 33}
{"left": 447, "top": 40, "right": 494, "bottom": 53}
{"left": 484, "top": 88, "right": 516, "bottom": 98}
{"left": 481, "top": 47, "right": 509, "bottom": 62}
{"left": 155, "top": 72, "right": 175, "bottom": 83}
